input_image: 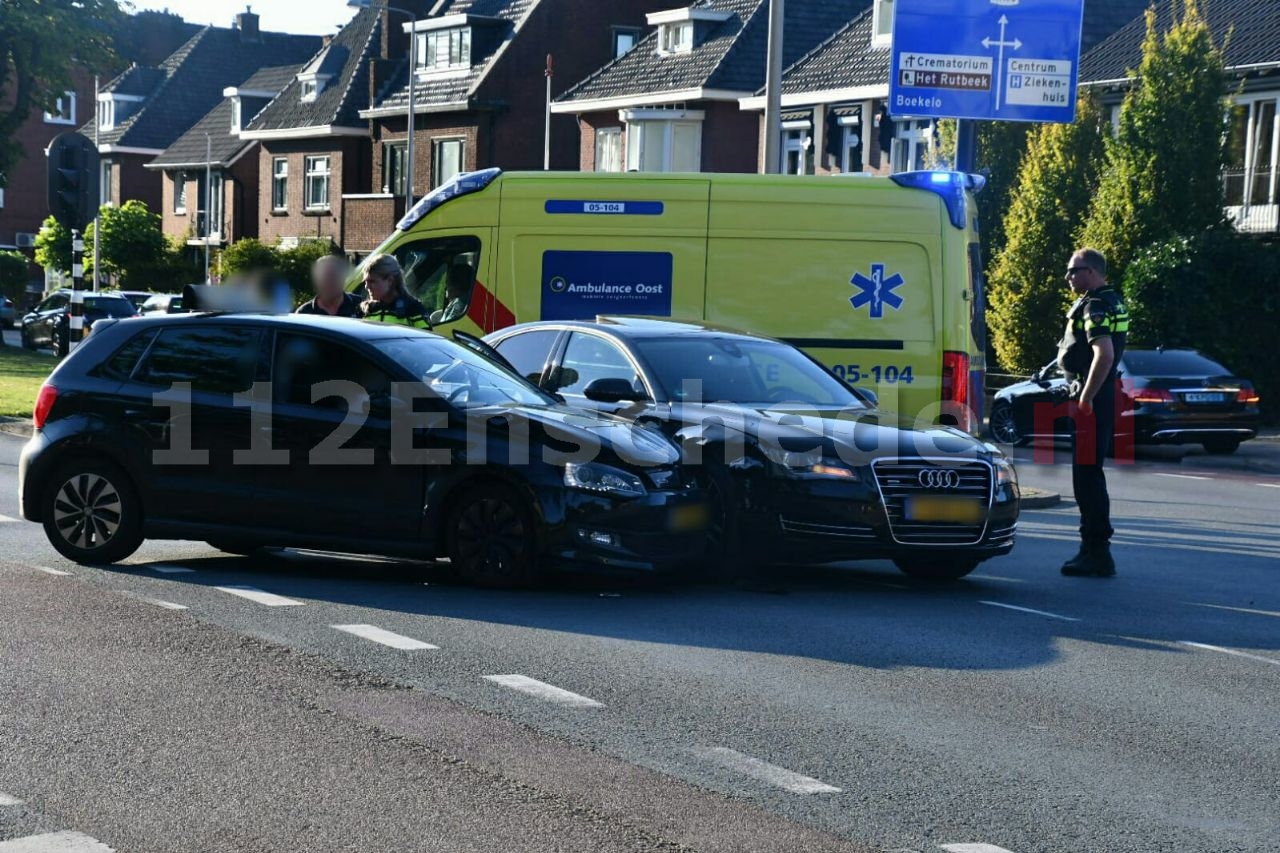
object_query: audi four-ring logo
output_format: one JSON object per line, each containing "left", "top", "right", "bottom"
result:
{"left": 918, "top": 469, "right": 961, "bottom": 489}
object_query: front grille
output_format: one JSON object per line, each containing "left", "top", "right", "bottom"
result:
{"left": 872, "top": 459, "right": 993, "bottom": 546}
{"left": 779, "top": 516, "right": 878, "bottom": 540}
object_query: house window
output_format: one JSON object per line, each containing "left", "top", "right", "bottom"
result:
{"left": 841, "top": 124, "right": 864, "bottom": 173}
{"left": 100, "top": 160, "right": 113, "bottom": 206}
{"left": 872, "top": 0, "right": 895, "bottom": 46}
{"left": 97, "top": 95, "right": 140, "bottom": 130}
{"left": 782, "top": 129, "right": 813, "bottom": 175}
{"left": 659, "top": 22, "right": 693, "bottom": 54}
{"left": 626, "top": 120, "right": 702, "bottom": 172}
{"left": 300, "top": 77, "right": 322, "bottom": 102}
{"left": 613, "top": 27, "right": 640, "bottom": 58}
{"left": 97, "top": 99, "right": 112, "bottom": 130}
{"left": 383, "top": 142, "right": 407, "bottom": 195}
{"left": 0, "top": 188, "right": 5, "bottom": 209}
{"left": 417, "top": 28, "right": 471, "bottom": 72}
{"left": 891, "top": 119, "right": 933, "bottom": 173}
{"left": 206, "top": 172, "right": 224, "bottom": 241}
{"left": 173, "top": 173, "right": 187, "bottom": 214}
{"left": 432, "top": 139, "right": 465, "bottom": 188}
{"left": 272, "top": 158, "right": 288, "bottom": 211}
{"left": 44, "top": 92, "right": 76, "bottom": 125}
{"left": 595, "top": 128, "right": 623, "bottom": 172}
{"left": 304, "top": 155, "right": 331, "bottom": 210}
{"left": 1226, "top": 97, "right": 1278, "bottom": 209}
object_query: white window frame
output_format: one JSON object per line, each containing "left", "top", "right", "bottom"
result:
{"left": 44, "top": 91, "right": 77, "bottom": 125}
{"left": 173, "top": 172, "right": 187, "bottom": 214}
{"left": 872, "top": 0, "right": 895, "bottom": 48}
{"left": 891, "top": 118, "right": 933, "bottom": 174}
{"left": 418, "top": 27, "right": 472, "bottom": 73}
{"left": 304, "top": 155, "right": 331, "bottom": 211}
{"left": 97, "top": 94, "right": 143, "bottom": 131}
{"left": 594, "top": 127, "right": 623, "bottom": 172}
{"left": 781, "top": 125, "right": 813, "bottom": 175}
{"left": 613, "top": 27, "right": 640, "bottom": 58}
{"left": 659, "top": 22, "right": 693, "bottom": 55}
{"left": 623, "top": 111, "right": 704, "bottom": 172}
{"left": 432, "top": 138, "right": 466, "bottom": 189}
{"left": 1230, "top": 93, "right": 1280, "bottom": 210}
{"left": 100, "top": 160, "right": 113, "bottom": 206}
{"left": 299, "top": 76, "right": 323, "bottom": 103}
{"left": 838, "top": 116, "right": 863, "bottom": 173}
{"left": 272, "top": 157, "right": 289, "bottom": 211}
{"left": 207, "top": 172, "right": 224, "bottom": 241}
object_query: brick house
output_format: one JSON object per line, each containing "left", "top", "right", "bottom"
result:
{"left": 550, "top": 0, "right": 868, "bottom": 175}
{"left": 736, "top": 0, "right": 1152, "bottom": 176}
{"left": 146, "top": 65, "right": 301, "bottom": 250}
{"left": 345, "top": 0, "right": 670, "bottom": 254}
{"left": 1080, "top": 0, "right": 1280, "bottom": 236}
{"left": 238, "top": 7, "right": 385, "bottom": 252}
{"left": 81, "top": 11, "right": 320, "bottom": 219}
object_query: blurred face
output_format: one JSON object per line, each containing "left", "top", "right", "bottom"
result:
{"left": 314, "top": 265, "right": 345, "bottom": 299}
{"left": 364, "top": 269, "right": 396, "bottom": 303}
{"left": 1065, "top": 254, "right": 1100, "bottom": 295}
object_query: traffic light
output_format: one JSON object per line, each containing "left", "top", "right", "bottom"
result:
{"left": 46, "top": 132, "right": 100, "bottom": 231}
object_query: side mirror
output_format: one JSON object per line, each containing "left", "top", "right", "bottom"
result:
{"left": 853, "top": 386, "right": 879, "bottom": 407}
{"left": 583, "top": 377, "right": 646, "bottom": 404}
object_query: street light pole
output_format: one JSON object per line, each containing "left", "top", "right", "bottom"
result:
{"left": 348, "top": 0, "right": 416, "bottom": 210}
{"left": 204, "top": 132, "right": 211, "bottom": 284}
{"left": 763, "top": 0, "right": 785, "bottom": 174}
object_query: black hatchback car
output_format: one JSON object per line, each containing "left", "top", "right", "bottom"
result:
{"left": 21, "top": 290, "right": 138, "bottom": 355}
{"left": 19, "top": 314, "right": 705, "bottom": 586}
{"left": 990, "top": 349, "right": 1261, "bottom": 455}
{"left": 485, "top": 317, "right": 1020, "bottom": 581}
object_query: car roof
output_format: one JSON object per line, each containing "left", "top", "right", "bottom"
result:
{"left": 497, "top": 315, "right": 782, "bottom": 344}
{"left": 108, "top": 312, "right": 437, "bottom": 342}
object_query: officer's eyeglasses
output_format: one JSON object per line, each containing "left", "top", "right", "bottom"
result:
{"left": 1066, "top": 267, "right": 1090, "bottom": 276}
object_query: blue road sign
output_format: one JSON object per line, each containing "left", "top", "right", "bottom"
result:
{"left": 889, "top": 0, "right": 1085, "bottom": 123}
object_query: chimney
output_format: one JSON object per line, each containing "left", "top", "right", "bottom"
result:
{"left": 234, "top": 6, "right": 260, "bottom": 43}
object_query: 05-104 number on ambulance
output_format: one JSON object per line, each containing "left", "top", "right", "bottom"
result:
{"left": 831, "top": 365, "right": 915, "bottom": 385}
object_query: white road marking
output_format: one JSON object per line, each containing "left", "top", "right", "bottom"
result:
{"left": 147, "top": 599, "right": 188, "bottom": 611}
{"left": 940, "top": 844, "right": 1019, "bottom": 853}
{"left": 1257, "top": 483, "right": 1280, "bottom": 489}
{"left": 970, "top": 574, "right": 1028, "bottom": 584}
{"left": 1190, "top": 602, "right": 1280, "bottom": 619}
{"left": 979, "top": 601, "right": 1080, "bottom": 622}
{"left": 694, "top": 747, "right": 842, "bottom": 794}
{"left": 0, "top": 832, "right": 115, "bottom": 852}
{"left": 1153, "top": 473, "right": 1210, "bottom": 481}
{"left": 0, "top": 513, "right": 18, "bottom": 523}
{"left": 332, "top": 624, "right": 438, "bottom": 650}
{"left": 1180, "top": 641, "right": 1280, "bottom": 668}
{"left": 482, "top": 674, "right": 603, "bottom": 708}
{"left": 214, "top": 586, "right": 304, "bottom": 607}
{"left": 149, "top": 565, "right": 194, "bottom": 574}
{"left": 0, "top": 792, "right": 21, "bottom": 806}
{"left": 35, "top": 567, "right": 71, "bottom": 576}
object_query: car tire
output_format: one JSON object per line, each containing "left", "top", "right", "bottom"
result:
{"left": 206, "top": 540, "right": 267, "bottom": 556}
{"left": 988, "top": 402, "right": 1026, "bottom": 446}
{"left": 52, "top": 324, "right": 68, "bottom": 358}
{"left": 447, "top": 481, "right": 540, "bottom": 588}
{"left": 699, "top": 465, "right": 757, "bottom": 581}
{"left": 892, "top": 557, "right": 980, "bottom": 581}
{"left": 1201, "top": 438, "right": 1241, "bottom": 455}
{"left": 41, "top": 459, "right": 144, "bottom": 565}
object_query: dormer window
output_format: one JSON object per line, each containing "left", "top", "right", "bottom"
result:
{"left": 97, "top": 94, "right": 143, "bottom": 130}
{"left": 298, "top": 74, "right": 329, "bottom": 103}
{"left": 645, "top": 7, "right": 731, "bottom": 56}
{"left": 872, "top": 0, "right": 895, "bottom": 47}
{"left": 660, "top": 22, "right": 692, "bottom": 54}
{"left": 417, "top": 27, "right": 472, "bottom": 73}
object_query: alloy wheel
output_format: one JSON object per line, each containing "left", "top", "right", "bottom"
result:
{"left": 52, "top": 473, "right": 122, "bottom": 551}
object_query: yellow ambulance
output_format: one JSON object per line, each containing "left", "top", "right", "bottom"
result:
{"left": 355, "top": 168, "right": 988, "bottom": 432}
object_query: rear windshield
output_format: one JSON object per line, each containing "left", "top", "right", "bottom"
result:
{"left": 85, "top": 296, "right": 136, "bottom": 316}
{"left": 1123, "top": 350, "right": 1229, "bottom": 377}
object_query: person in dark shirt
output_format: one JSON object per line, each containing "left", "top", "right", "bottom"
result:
{"left": 1056, "top": 247, "right": 1130, "bottom": 578}
{"left": 296, "top": 255, "right": 363, "bottom": 318}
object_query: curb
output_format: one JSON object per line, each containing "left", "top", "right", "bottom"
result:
{"left": 0, "top": 417, "right": 32, "bottom": 440}
{"left": 1019, "top": 487, "right": 1061, "bottom": 509}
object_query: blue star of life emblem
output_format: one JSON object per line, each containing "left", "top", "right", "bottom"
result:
{"left": 850, "top": 264, "right": 905, "bottom": 319}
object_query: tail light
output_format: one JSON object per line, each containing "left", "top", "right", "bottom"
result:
{"left": 1237, "top": 388, "right": 1260, "bottom": 404}
{"left": 941, "top": 350, "right": 973, "bottom": 431}
{"left": 33, "top": 383, "right": 58, "bottom": 430}
{"left": 1134, "top": 388, "right": 1174, "bottom": 404}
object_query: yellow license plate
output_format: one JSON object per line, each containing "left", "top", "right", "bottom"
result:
{"left": 669, "top": 503, "right": 710, "bottom": 532}
{"left": 905, "top": 497, "right": 985, "bottom": 523}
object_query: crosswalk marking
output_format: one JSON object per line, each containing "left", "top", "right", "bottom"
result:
{"left": 0, "top": 831, "right": 115, "bottom": 852}
{"left": 694, "top": 747, "right": 842, "bottom": 794}
{"left": 979, "top": 601, "right": 1080, "bottom": 622}
{"left": 214, "top": 586, "right": 304, "bottom": 607}
{"left": 482, "top": 674, "right": 603, "bottom": 708}
{"left": 332, "top": 624, "right": 438, "bottom": 650}
{"left": 0, "top": 793, "right": 21, "bottom": 806}
{"left": 34, "top": 567, "right": 72, "bottom": 577}
{"left": 147, "top": 599, "right": 188, "bottom": 611}
{"left": 1180, "top": 641, "right": 1280, "bottom": 668}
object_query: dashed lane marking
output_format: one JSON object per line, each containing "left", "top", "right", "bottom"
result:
{"left": 0, "top": 514, "right": 18, "bottom": 523}
{"left": 979, "top": 601, "right": 1081, "bottom": 622}
{"left": 940, "top": 844, "right": 1019, "bottom": 853}
{"left": 1189, "top": 602, "right": 1280, "bottom": 619}
{"left": 482, "top": 674, "right": 603, "bottom": 708}
{"left": 149, "top": 565, "right": 195, "bottom": 574}
{"left": 0, "top": 832, "right": 115, "bottom": 852}
{"left": 34, "top": 567, "right": 71, "bottom": 577}
{"left": 214, "top": 586, "right": 304, "bottom": 607}
{"left": 147, "top": 599, "right": 188, "bottom": 611}
{"left": 1256, "top": 483, "right": 1280, "bottom": 488}
{"left": 1152, "top": 473, "right": 1211, "bottom": 481}
{"left": 332, "top": 624, "right": 438, "bottom": 650}
{"left": 0, "top": 793, "right": 21, "bottom": 806}
{"left": 1180, "top": 641, "right": 1280, "bottom": 668}
{"left": 693, "top": 747, "right": 842, "bottom": 794}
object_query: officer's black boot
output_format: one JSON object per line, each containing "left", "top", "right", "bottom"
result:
{"left": 1060, "top": 543, "right": 1093, "bottom": 576}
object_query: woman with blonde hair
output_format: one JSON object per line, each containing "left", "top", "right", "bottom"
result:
{"left": 360, "top": 253, "right": 430, "bottom": 327}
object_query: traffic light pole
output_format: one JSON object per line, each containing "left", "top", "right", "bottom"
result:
{"left": 68, "top": 231, "right": 85, "bottom": 355}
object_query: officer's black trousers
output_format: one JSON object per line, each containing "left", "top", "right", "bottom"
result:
{"left": 1071, "top": 384, "right": 1116, "bottom": 547}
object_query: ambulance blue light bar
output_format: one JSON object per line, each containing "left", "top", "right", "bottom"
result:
{"left": 398, "top": 167, "right": 503, "bottom": 231}
{"left": 889, "top": 171, "right": 986, "bottom": 230}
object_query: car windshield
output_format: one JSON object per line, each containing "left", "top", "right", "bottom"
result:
{"left": 374, "top": 337, "right": 557, "bottom": 408}
{"left": 632, "top": 336, "right": 865, "bottom": 407}
{"left": 85, "top": 296, "right": 136, "bottom": 317}
{"left": 1124, "top": 350, "right": 1230, "bottom": 377}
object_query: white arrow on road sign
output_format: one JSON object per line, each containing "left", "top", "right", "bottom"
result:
{"left": 982, "top": 14, "right": 1022, "bottom": 110}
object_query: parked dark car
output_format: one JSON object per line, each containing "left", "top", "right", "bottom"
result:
{"left": 19, "top": 290, "right": 138, "bottom": 355}
{"left": 116, "top": 290, "right": 154, "bottom": 311}
{"left": 990, "top": 348, "right": 1261, "bottom": 454}
{"left": 138, "top": 293, "right": 185, "bottom": 315}
{"left": 484, "top": 317, "right": 1020, "bottom": 581}
{"left": 19, "top": 314, "right": 705, "bottom": 587}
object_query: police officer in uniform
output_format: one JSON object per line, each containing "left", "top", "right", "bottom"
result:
{"left": 360, "top": 253, "right": 430, "bottom": 328}
{"left": 1057, "top": 248, "right": 1129, "bottom": 577}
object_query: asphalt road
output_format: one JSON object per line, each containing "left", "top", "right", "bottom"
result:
{"left": 1, "top": 430, "right": 1277, "bottom": 853}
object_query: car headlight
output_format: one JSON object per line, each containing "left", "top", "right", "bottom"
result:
{"left": 994, "top": 458, "right": 1018, "bottom": 487}
{"left": 564, "top": 462, "right": 647, "bottom": 498}
{"left": 761, "top": 445, "right": 860, "bottom": 481}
